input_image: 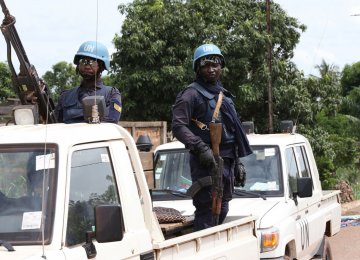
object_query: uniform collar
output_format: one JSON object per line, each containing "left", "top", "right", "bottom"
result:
{"left": 80, "top": 80, "right": 103, "bottom": 90}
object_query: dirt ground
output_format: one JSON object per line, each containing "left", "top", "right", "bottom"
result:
{"left": 329, "top": 200, "right": 360, "bottom": 260}
{"left": 329, "top": 201, "right": 360, "bottom": 259}
{"left": 329, "top": 225, "right": 360, "bottom": 259}
{"left": 341, "top": 200, "right": 360, "bottom": 215}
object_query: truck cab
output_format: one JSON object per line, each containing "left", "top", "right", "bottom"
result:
{"left": 0, "top": 123, "right": 259, "bottom": 260}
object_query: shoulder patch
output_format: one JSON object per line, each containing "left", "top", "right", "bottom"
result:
{"left": 114, "top": 102, "right": 122, "bottom": 113}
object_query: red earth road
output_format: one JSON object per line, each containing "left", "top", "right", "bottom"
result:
{"left": 329, "top": 226, "right": 360, "bottom": 259}
{"left": 329, "top": 201, "right": 360, "bottom": 259}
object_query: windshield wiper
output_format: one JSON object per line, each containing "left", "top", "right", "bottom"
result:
{"left": 233, "top": 190, "right": 267, "bottom": 200}
{"left": 0, "top": 240, "right": 15, "bottom": 252}
{"left": 152, "top": 189, "right": 190, "bottom": 198}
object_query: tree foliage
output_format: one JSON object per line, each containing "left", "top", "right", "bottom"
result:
{"left": 42, "top": 61, "right": 81, "bottom": 102}
{"left": 112, "top": 0, "right": 306, "bottom": 124}
{"left": 0, "top": 62, "right": 16, "bottom": 103}
{"left": 341, "top": 87, "right": 360, "bottom": 120}
{"left": 341, "top": 61, "right": 360, "bottom": 96}
{"left": 300, "top": 62, "right": 359, "bottom": 188}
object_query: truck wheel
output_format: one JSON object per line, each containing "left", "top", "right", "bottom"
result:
{"left": 322, "top": 236, "right": 333, "bottom": 260}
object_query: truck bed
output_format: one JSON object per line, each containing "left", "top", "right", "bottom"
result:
{"left": 153, "top": 216, "right": 258, "bottom": 260}
{"left": 159, "top": 216, "right": 194, "bottom": 238}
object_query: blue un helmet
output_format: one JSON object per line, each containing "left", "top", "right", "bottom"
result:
{"left": 192, "top": 43, "right": 225, "bottom": 71}
{"left": 73, "top": 41, "right": 110, "bottom": 70}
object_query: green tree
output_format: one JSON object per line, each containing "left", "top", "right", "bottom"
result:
{"left": 271, "top": 62, "right": 312, "bottom": 131}
{"left": 341, "top": 61, "right": 360, "bottom": 96}
{"left": 341, "top": 87, "right": 360, "bottom": 120}
{"left": 0, "top": 62, "right": 16, "bottom": 103}
{"left": 112, "top": 0, "right": 305, "bottom": 124}
{"left": 42, "top": 61, "right": 81, "bottom": 102}
{"left": 299, "top": 126, "right": 337, "bottom": 189}
{"left": 309, "top": 60, "right": 342, "bottom": 117}
{"left": 299, "top": 61, "right": 359, "bottom": 189}
{"left": 316, "top": 111, "right": 360, "bottom": 165}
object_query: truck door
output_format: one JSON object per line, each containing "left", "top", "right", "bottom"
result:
{"left": 61, "top": 142, "right": 152, "bottom": 259}
{"left": 285, "top": 145, "right": 323, "bottom": 259}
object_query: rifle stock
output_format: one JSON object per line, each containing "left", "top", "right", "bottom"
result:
{"left": 209, "top": 122, "right": 223, "bottom": 226}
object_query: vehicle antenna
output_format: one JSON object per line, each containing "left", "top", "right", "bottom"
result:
{"left": 90, "top": 0, "right": 100, "bottom": 123}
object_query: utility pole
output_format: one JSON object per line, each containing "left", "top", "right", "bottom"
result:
{"left": 266, "top": 0, "right": 273, "bottom": 133}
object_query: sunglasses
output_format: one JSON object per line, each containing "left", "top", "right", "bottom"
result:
{"left": 79, "top": 58, "right": 98, "bottom": 67}
{"left": 199, "top": 56, "right": 222, "bottom": 67}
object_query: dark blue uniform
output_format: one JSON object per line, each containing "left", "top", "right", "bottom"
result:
{"left": 172, "top": 79, "right": 251, "bottom": 230}
{"left": 56, "top": 80, "right": 122, "bottom": 124}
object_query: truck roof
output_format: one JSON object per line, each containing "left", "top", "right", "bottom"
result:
{"left": 156, "top": 133, "right": 309, "bottom": 152}
{"left": 246, "top": 133, "right": 308, "bottom": 147}
{"left": 0, "top": 123, "right": 126, "bottom": 146}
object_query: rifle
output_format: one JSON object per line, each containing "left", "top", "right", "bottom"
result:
{"left": 0, "top": 0, "right": 57, "bottom": 123}
{"left": 209, "top": 121, "right": 224, "bottom": 226}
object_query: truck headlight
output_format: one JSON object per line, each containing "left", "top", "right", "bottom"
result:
{"left": 260, "top": 227, "right": 279, "bottom": 252}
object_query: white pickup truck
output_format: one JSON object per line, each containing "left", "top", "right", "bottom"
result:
{"left": 0, "top": 123, "right": 259, "bottom": 260}
{"left": 152, "top": 132, "right": 342, "bottom": 260}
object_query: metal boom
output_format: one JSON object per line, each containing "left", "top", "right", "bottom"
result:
{"left": 0, "top": 0, "right": 57, "bottom": 123}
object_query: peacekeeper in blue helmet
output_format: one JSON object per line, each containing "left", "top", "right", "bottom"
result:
{"left": 56, "top": 41, "right": 122, "bottom": 124}
{"left": 172, "top": 43, "right": 252, "bottom": 231}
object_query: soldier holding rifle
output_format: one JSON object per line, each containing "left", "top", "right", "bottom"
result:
{"left": 172, "top": 44, "right": 252, "bottom": 231}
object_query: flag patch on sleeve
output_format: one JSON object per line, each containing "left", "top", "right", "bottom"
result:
{"left": 114, "top": 103, "right": 122, "bottom": 113}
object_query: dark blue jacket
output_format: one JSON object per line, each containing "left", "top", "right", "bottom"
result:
{"left": 187, "top": 82, "right": 236, "bottom": 145}
{"left": 56, "top": 82, "right": 121, "bottom": 124}
{"left": 172, "top": 80, "right": 251, "bottom": 158}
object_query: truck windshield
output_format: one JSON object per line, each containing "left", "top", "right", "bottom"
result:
{"left": 153, "top": 145, "right": 283, "bottom": 198}
{"left": 0, "top": 144, "right": 57, "bottom": 245}
{"left": 238, "top": 145, "right": 283, "bottom": 196}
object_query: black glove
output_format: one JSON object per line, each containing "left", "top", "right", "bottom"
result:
{"left": 234, "top": 160, "right": 246, "bottom": 187}
{"left": 195, "top": 142, "right": 216, "bottom": 168}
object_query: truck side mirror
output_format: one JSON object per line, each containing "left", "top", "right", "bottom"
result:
{"left": 95, "top": 205, "right": 124, "bottom": 243}
{"left": 296, "top": 177, "right": 313, "bottom": 198}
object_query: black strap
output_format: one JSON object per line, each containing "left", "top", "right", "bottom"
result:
{"left": 186, "top": 176, "right": 213, "bottom": 197}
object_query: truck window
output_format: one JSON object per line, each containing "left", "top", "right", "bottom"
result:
{"left": 0, "top": 146, "right": 57, "bottom": 244}
{"left": 285, "top": 147, "right": 299, "bottom": 197}
{"left": 66, "top": 147, "right": 122, "bottom": 246}
{"left": 154, "top": 149, "right": 191, "bottom": 192}
{"left": 295, "top": 146, "right": 311, "bottom": 178}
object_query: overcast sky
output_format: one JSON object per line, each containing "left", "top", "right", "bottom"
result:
{"left": 1, "top": 1, "right": 360, "bottom": 77}
{"left": 274, "top": 0, "right": 360, "bottom": 76}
